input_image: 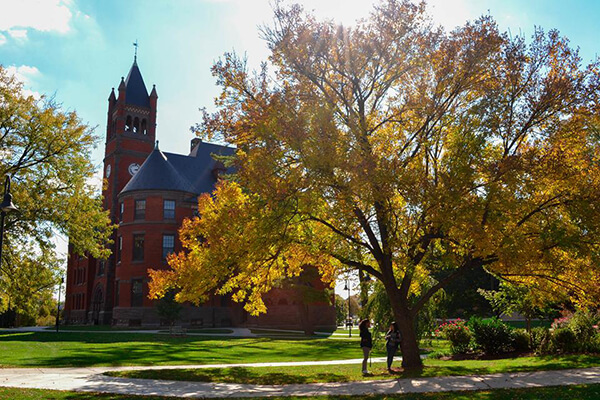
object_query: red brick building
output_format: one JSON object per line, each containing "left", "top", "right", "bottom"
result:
{"left": 63, "top": 59, "right": 335, "bottom": 330}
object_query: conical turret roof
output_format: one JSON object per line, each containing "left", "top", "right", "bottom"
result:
{"left": 124, "top": 61, "right": 150, "bottom": 107}
{"left": 120, "top": 141, "right": 235, "bottom": 196}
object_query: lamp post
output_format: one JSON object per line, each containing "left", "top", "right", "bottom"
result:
{"left": 0, "top": 176, "right": 18, "bottom": 271}
{"left": 55, "top": 276, "right": 64, "bottom": 333}
{"left": 343, "top": 278, "right": 351, "bottom": 337}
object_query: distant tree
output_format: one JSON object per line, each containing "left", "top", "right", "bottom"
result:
{"left": 149, "top": 1, "right": 600, "bottom": 369}
{"left": 335, "top": 294, "right": 346, "bottom": 326}
{"left": 0, "top": 66, "right": 114, "bottom": 320}
{"left": 479, "top": 282, "right": 559, "bottom": 332}
{"left": 155, "top": 289, "right": 183, "bottom": 327}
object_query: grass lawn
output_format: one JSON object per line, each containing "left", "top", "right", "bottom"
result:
{"left": 46, "top": 325, "right": 158, "bottom": 331}
{"left": 107, "top": 353, "right": 600, "bottom": 384}
{"left": 158, "top": 329, "right": 235, "bottom": 334}
{"left": 0, "top": 330, "right": 370, "bottom": 368}
{"left": 2, "top": 384, "right": 600, "bottom": 399}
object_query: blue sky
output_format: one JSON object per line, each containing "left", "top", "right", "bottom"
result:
{"left": 2, "top": 0, "right": 598, "bottom": 170}
{"left": 1, "top": 0, "right": 599, "bottom": 291}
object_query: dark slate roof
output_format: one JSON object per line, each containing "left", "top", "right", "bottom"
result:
{"left": 125, "top": 61, "right": 150, "bottom": 108}
{"left": 120, "top": 141, "right": 235, "bottom": 196}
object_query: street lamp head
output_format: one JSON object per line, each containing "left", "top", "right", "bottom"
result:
{"left": 1, "top": 192, "right": 18, "bottom": 213}
{"left": 1, "top": 177, "right": 17, "bottom": 213}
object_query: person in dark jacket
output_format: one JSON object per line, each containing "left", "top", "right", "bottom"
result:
{"left": 358, "top": 319, "right": 372, "bottom": 375}
{"left": 385, "top": 322, "right": 401, "bottom": 372}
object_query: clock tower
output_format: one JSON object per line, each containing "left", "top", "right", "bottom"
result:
{"left": 96, "top": 57, "right": 157, "bottom": 324}
{"left": 103, "top": 58, "right": 157, "bottom": 222}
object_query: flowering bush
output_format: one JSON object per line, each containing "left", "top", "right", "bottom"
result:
{"left": 550, "top": 310, "right": 599, "bottom": 353}
{"left": 551, "top": 315, "right": 571, "bottom": 330}
{"left": 436, "top": 319, "right": 472, "bottom": 354}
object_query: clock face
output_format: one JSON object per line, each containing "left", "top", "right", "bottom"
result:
{"left": 105, "top": 164, "right": 111, "bottom": 178}
{"left": 128, "top": 163, "right": 140, "bottom": 176}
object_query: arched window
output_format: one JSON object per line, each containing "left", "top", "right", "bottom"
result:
{"left": 133, "top": 117, "right": 139, "bottom": 133}
{"left": 141, "top": 119, "right": 147, "bottom": 135}
{"left": 125, "top": 115, "right": 132, "bottom": 132}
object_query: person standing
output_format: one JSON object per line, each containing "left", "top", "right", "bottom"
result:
{"left": 385, "top": 322, "right": 401, "bottom": 372}
{"left": 358, "top": 319, "right": 372, "bottom": 375}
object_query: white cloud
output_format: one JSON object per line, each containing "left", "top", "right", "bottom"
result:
{"left": 0, "top": 0, "right": 73, "bottom": 34}
{"left": 0, "top": 33, "right": 5, "bottom": 46}
{"left": 8, "top": 29, "right": 28, "bottom": 39}
{"left": 5, "top": 65, "right": 42, "bottom": 99}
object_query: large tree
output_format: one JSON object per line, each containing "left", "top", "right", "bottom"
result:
{"left": 0, "top": 66, "right": 113, "bottom": 317}
{"left": 149, "top": 1, "right": 600, "bottom": 369}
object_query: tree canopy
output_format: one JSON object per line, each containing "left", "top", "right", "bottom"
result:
{"left": 0, "top": 66, "right": 113, "bottom": 316}
{"left": 149, "top": 0, "right": 600, "bottom": 368}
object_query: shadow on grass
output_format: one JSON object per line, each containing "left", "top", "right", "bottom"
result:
{"left": 0, "top": 331, "right": 364, "bottom": 368}
{"left": 107, "top": 366, "right": 350, "bottom": 385}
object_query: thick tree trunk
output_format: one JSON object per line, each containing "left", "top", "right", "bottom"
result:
{"left": 394, "top": 309, "right": 423, "bottom": 370}
{"left": 379, "top": 266, "right": 423, "bottom": 370}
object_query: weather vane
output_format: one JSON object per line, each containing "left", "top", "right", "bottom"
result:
{"left": 133, "top": 39, "right": 138, "bottom": 62}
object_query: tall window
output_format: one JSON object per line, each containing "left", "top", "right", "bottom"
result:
{"left": 97, "top": 260, "right": 105, "bottom": 276}
{"left": 117, "top": 236, "right": 122, "bottom": 263}
{"left": 163, "top": 200, "right": 175, "bottom": 219}
{"left": 134, "top": 200, "right": 146, "bottom": 220}
{"left": 131, "top": 279, "right": 143, "bottom": 307}
{"left": 132, "top": 234, "right": 145, "bottom": 261}
{"left": 162, "top": 234, "right": 175, "bottom": 260}
{"left": 119, "top": 202, "right": 124, "bottom": 222}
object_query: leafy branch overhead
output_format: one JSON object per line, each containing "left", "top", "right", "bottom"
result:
{"left": 150, "top": 0, "right": 600, "bottom": 369}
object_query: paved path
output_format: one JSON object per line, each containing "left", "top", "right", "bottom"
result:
{"left": 0, "top": 363, "right": 599, "bottom": 398}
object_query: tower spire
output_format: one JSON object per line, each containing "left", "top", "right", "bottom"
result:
{"left": 133, "top": 39, "right": 138, "bottom": 63}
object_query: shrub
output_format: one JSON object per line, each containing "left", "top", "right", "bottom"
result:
{"left": 436, "top": 319, "right": 472, "bottom": 354}
{"left": 590, "top": 333, "right": 600, "bottom": 353}
{"left": 551, "top": 309, "right": 598, "bottom": 353}
{"left": 468, "top": 317, "right": 514, "bottom": 355}
{"left": 550, "top": 327, "right": 578, "bottom": 353}
{"left": 568, "top": 310, "right": 597, "bottom": 351}
{"left": 530, "top": 326, "right": 552, "bottom": 354}
{"left": 511, "top": 328, "right": 530, "bottom": 352}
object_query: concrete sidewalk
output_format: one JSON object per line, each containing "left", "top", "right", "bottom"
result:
{"left": 0, "top": 364, "right": 599, "bottom": 398}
